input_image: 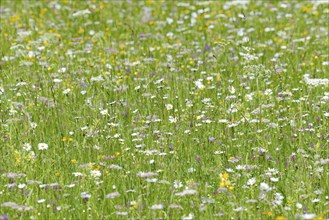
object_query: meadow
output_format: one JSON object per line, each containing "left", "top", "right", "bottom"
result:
{"left": 0, "top": 0, "right": 329, "bottom": 219}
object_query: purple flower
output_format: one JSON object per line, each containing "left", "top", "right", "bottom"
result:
{"left": 195, "top": 155, "right": 201, "bottom": 161}
{"left": 0, "top": 214, "right": 9, "bottom": 220}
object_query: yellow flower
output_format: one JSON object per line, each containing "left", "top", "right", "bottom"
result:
{"left": 262, "top": 211, "right": 273, "bottom": 216}
{"left": 220, "top": 172, "right": 229, "bottom": 179}
{"left": 314, "top": 214, "right": 325, "bottom": 220}
{"left": 301, "top": 6, "right": 312, "bottom": 13}
{"left": 14, "top": 150, "right": 21, "bottom": 165}
{"left": 9, "top": 15, "right": 20, "bottom": 23}
{"left": 62, "top": 136, "right": 73, "bottom": 142}
{"left": 275, "top": 216, "right": 287, "bottom": 220}
{"left": 78, "top": 28, "right": 85, "bottom": 34}
{"left": 71, "top": 159, "right": 77, "bottom": 164}
{"left": 219, "top": 180, "right": 231, "bottom": 187}
{"left": 55, "top": 172, "right": 61, "bottom": 177}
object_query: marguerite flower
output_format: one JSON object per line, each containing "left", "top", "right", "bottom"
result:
{"left": 38, "top": 143, "right": 48, "bottom": 151}
{"left": 22, "top": 143, "right": 32, "bottom": 152}
{"left": 90, "top": 170, "right": 101, "bottom": 178}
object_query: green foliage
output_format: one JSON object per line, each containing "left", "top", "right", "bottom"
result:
{"left": 0, "top": 1, "right": 328, "bottom": 219}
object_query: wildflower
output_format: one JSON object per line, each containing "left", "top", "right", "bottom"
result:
{"left": 18, "top": 184, "right": 26, "bottom": 189}
{"left": 264, "top": 89, "right": 273, "bottom": 96}
{"left": 296, "top": 203, "right": 302, "bottom": 209}
{"left": 302, "top": 214, "right": 316, "bottom": 220}
{"left": 150, "top": 204, "right": 164, "bottom": 210}
{"left": 233, "top": 207, "right": 245, "bottom": 212}
{"left": 219, "top": 180, "right": 231, "bottom": 187}
{"left": 1, "top": 202, "right": 32, "bottom": 211}
{"left": 80, "top": 192, "right": 91, "bottom": 202}
{"left": 137, "top": 172, "right": 158, "bottom": 178}
{"left": 173, "top": 180, "right": 183, "bottom": 189}
{"left": 260, "top": 182, "right": 271, "bottom": 191}
{"left": 37, "top": 199, "right": 46, "bottom": 203}
{"left": 109, "top": 164, "right": 123, "bottom": 170}
{"left": 58, "top": 67, "right": 66, "bottom": 73}
{"left": 270, "top": 177, "right": 279, "bottom": 182}
{"left": 30, "top": 122, "right": 37, "bottom": 129}
{"left": 116, "top": 211, "right": 128, "bottom": 216}
{"left": 169, "top": 204, "right": 183, "bottom": 209}
{"left": 90, "top": 170, "right": 102, "bottom": 178}
{"left": 194, "top": 80, "right": 205, "bottom": 90}
{"left": 72, "top": 172, "right": 83, "bottom": 177}
{"left": 186, "top": 100, "right": 193, "bottom": 107}
{"left": 0, "top": 86, "right": 4, "bottom": 95}
{"left": 63, "top": 88, "right": 71, "bottom": 94}
{"left": 247, "top": 177, "right": 256, "bottom": 186}
{"left": 166, "top": 17, "right": 174, "bottom": 24}
{"left": 275, "top": 216, "right": 287, "bottom": 220}
{"left": 219, "top": 172, "right": 231, "bottom": 187}
{"left": 169, "top": 116, "right": 177, "bottom": 123}
{"left": 105, "top": 192, "right": 120, "bottom": 199}
{"left": 27, "top": 151, "right": 36, "bottom": 161}
{"left": 220, "top": 172, "right": 229, "bottom": 179}
{"left": 273, "top": 193, "right": 284, "bottom": 205}
{"left": 38, "top": 143, "right": 48, "bottom": 151}
{"left": 146, "top": 178, "right": 158, "bottom": 182}
{"left": 303, "top": 74, "right": 329, "bottom": 86}
{"left": 22, "top": 143, "right": 32, "bottom": 152}
{"left": 228, "top": 86, "right": 235, "bottom": 94}
{"left": 62, "top": 136, "right": 73, "bottom": 142}
{"left": 91, "top": 75, "right": 104, "bottom": 82}
{"left": 72, "top": 9, "right": 91, "bottom": 17}
{"left": 262, "top": 211, "right": 273, "bottom": 216}
{"left": 246, "top": 199, "right": 258, "bottom": 203}
{"left": 165, "top": 104, "right": 173, "bottom": 110}
{"left": 182, "top": 213, "right": 194, "bottom": 220}
{"left": 201, "top": 98, "right": 211, "bottom": 105}
{"left": 0, "top": 215, "right": 8, "bottom": 220}
{"left": 206, "top": 76, "right": 213, "bottom": 81}
{"left": 188, "top": 167, "right": 196, "bottom": 173}
{"left": 312, "top": 198, "right": 320, "bottom": 203}
{"left": 245, "top": 93, "right": 253, "bottom": 101}
{"left": 175, "top": 189, "right": 198, "bottom": 196}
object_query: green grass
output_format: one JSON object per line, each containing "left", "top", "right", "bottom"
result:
{"left": 0, "top": 0, "right": 329, "bottom": 219}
